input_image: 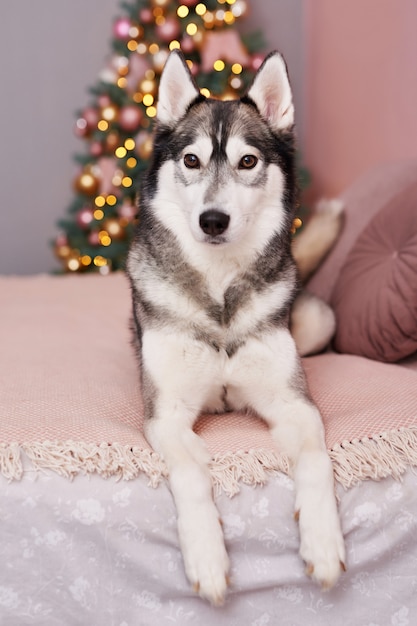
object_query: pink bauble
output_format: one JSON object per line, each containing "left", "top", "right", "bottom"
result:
{"left": 76, "top": 207, "right": 95, "bottom": 229}
{"left": 119, "top": 105, "right": 143, "bottom": 131}
{"left": 55, "top": 233, "right": 68, "bottom": 247}
{"left": 156, "top": 17, "right": 181, "bottom": 43}
{"left": 251, "top": 53, "right": 265, "bottom": 71}
{"left": 74, "top": 117, "right": 88, "bottom": 138}
{"left": 117, "top": 202, "right": 137, "bottom": 221}
{"left": 98, "top": 94, "right": 112, "bottom": 108}
{"left": 90, "top": 141, "right": 103, "bottom": 157}
{"left": 83, "top": 107, "right": 99, "bottom": 129}
{"left": 113, "top": 17, "right": 131, "bottom": 40}
{"left": 181, "top": 35, "right": 194, "bottom": 53}
{"left": 182, "top": 0, "right": 198, "bottom": 6}
{"left": 88, "top": 231, "right": 100, "bottom": 245}
{"left": 139, "top": 8, "right": 153, "bottom": 24}
{"left": 190, "top": 62, "right": 199, "bottom": 77}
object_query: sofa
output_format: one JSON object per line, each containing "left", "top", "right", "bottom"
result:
{"left": 1, "top": 159, "right": 416, "bottom": 625}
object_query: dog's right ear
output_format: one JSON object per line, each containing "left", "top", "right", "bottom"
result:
{"left": 157, "top": 50, "right": 201, "bottom": 126}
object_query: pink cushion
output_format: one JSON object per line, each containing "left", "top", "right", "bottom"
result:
{"left": 307, "top": 159, "right": 417, "bottom": 303}
{"left": 331, "top": 181, "right": 417, "bottom": 362}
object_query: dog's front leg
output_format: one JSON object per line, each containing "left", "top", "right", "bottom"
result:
{"left": 228, "top": 330, "right": 346, "bottom": 589}
{"left": 142, "top": 330, "right": 230, "bottom": 606}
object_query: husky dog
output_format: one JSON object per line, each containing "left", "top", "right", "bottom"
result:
{"left": 127, "top": 50, "right": 345, "bottom": 606}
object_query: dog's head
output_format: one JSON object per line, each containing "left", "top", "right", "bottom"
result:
{"left": 144, "top": 50, "right": 296, "bottom": 252}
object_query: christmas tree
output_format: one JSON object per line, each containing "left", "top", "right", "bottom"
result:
{"left": 53, "top": 0, "right": 269, "bottom": 273}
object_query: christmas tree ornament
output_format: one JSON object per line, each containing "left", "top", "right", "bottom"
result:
{"left": 139, "top": 77, "right": 157, "bottom": 95}
{"left": 202, "top": 12, "right": 215, "bottom": 30}
{"left": 181, "top": 0, "right": 198, "bottom": 6}
{"left": 101, "top": 103, "right": 119, "bottom": 123}
{"left": 98, "top": 95, "right": 112, "bottom": 108}
{"left": 118, "top": 200, "right": 138, "bottom": 221}
{"left": 99, "top": 67, "right": 119, "bottom": 84}
{"left": 76, "top": 207, "right": 95, "bottom": 228}
{"left": 156, "top": 16, "right": 181, "bottom": 42}
{"left": 105, "top": 132, "right": 120, "bottom": 152}
{"left": 88, "top": 231, "right": 101, "bottom": 246}
{"left": 139, "top": 8, "right": 153, "bottom": 23}
{"left": 103, "top": 217, "right": 125, "bottom": 239}
{"left": 54, "top": 242, "right": 71, "bottom": 259}
{"left": 191, "top": 26, "right": 205, "bottom": 47}
{"left": 180, "top": 35, "right": 195, "bottom": 53}
{"left": 83, "top": 107, "right": 100, "bottom": 129}
{"left": 55, "top": 233, "right": 68, "bottom": 247}
{"left": 251, "top": 52, "right": 265, "bottom": 70}
{"left": 90, "top": 141, "right": 104, "bottom": 157}
{"left": 119, "top": 105, "right": 143, "bottom": 131}
{"left": 231, "top": 0, "right": 248, "bottom": 18}
{"left": 152, "top": 49, "right": 170, "bottom": 73}
{"left": 73, "top": 169, "right": 100, "bottom": 196}
{"left": 113, "top": 55, "right": 130, "bottom": 76}
{"left": 151, "top": 0, "right": 171, "bottom": 9}
{"left": 229, "top": 75, "right": 243, "bottom": 90}
{"left": 135, "top": 133, "right": 153, "bottom": 159}
{"left": 64, "top": 252, "right": 82, "bottom": 272}
{"left": 74, "top": 118, "right": 89, "bottom": 138}
{"left": 113, "top": 17, "right": 132, "bottom": 40}
{"left": 220, "top": 88, "right": 236, "bottom": 101}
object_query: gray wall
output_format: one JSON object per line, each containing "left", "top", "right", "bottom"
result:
{"left": 0, "top": 0, "right": 303, "bottom": 275}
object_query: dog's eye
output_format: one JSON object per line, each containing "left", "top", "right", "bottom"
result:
{"left": 183, "top": 154, "right": 200, "bottom": 169}
{"left": 239, "top": 155, "right": 258, "bottom": 169}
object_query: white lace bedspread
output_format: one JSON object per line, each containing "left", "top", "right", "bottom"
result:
{"left": 1, "top": 464, "right": 417, "bottom": 625}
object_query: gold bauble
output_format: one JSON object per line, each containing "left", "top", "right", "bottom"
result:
{"left": 152, "top": 49, "right": 169, "bottom": 73}
{"left": 103, "top": 217, "right": 125, "bottom": 240}
{"left": 229, "top": 75, "right": 243, "bottom": 91}
{"left": 136, "top": 134, "right": 153, "bottom": 160}
{"left": 101, "top": 103, "right": 119, "bottom": 123}
{"left": 105, "top": 131, "right": 120, "bottom": 152}
{"left": 151, "top": 0, "right": 171, "bottom": 8}
{"left": 73, "top": 168, "right": 100, "bottom": 196}
{"left": 220, "top": 89, "right": 236, "bottom": 101}
{"left": 63, "top": 252, "right": 82, "bottom": 272}
{"left": 139, "top": 78, "right": 157, "bottom": 95}
{"left": 54, "top": 244, "right": 71, "bottom": 259}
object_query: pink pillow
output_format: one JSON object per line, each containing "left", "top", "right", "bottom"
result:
{"left": 331, "top": 181, "right": 417, "bottom": 362}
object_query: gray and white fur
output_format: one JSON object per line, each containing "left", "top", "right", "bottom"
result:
{"left": 126, "top": 50, "right": 345, "bottom": 606}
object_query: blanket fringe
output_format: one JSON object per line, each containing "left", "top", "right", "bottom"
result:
{"left": 0, "top": 427, "right": 416, "bottom": 493}
{"left": 0, "top": 443, "right": 23, "bottom": 481}
{"left": 330, "top": 427, "right": 417, "bottom": 488}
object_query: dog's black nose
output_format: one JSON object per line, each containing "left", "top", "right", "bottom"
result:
{"left": 199, "top": 210, "right": 230, "bottom": 236}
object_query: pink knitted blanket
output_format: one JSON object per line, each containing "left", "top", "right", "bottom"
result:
{"left": 1, "top": 273, "right": 417, "bottom": 493}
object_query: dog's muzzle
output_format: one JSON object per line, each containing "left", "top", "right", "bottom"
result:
{"left": 199, "top": 210, "right": 230, "bottom": 237}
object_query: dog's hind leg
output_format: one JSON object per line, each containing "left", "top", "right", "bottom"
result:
{"left": 292, "top": 198, "right": 344, "bottom": 284}
{"left": 228, "top": 329, "right": 346, "bottom": 589}
{"left": 290, "top": 291, "right": 336, "bottom": 356}
{"left": 141, "top": 330, "right": 230, "bottom": 606}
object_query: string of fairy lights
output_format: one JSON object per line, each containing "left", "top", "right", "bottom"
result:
{"left": 54, "top": 0, "right": 284, "bottom": 274}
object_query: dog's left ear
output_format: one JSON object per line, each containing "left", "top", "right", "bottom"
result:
{"left": 157, "top": 50, "right": 200, "bottom": 126}
{"left": 247, "top": 51, "right": 294, "bottom": 132}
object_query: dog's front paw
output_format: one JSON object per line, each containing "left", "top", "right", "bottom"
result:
{"left": 179, "top": 512, "right": 230, "bottom": 606}
{"left": 296, "top": 504, "right": 346, "bottom": 590}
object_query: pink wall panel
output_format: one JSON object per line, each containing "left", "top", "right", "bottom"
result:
{"left": 303, "top": 0, "right": 417, "bottom": 198}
